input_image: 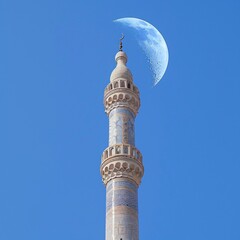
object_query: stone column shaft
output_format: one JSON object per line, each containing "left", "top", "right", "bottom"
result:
{"left": 106, "top": 179, "right": 138, "bottom": 240}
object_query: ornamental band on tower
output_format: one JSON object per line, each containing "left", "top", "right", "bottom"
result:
{"left": 100, "top": 38, "right": 144, "bottom": 240}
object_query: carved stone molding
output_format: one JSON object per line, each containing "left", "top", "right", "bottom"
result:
{"left": 102, "top": 144, "right": 142, "bottom": 163}
{"left": 104, "top": 79, "right": 140, "bottom": 116}
{"left": 100, "top": 155, "right": 144, "bottom": 186}
{"left": 104, "top": 79, "right": 139, "bottom": 96}
{"left": 104, "top": 91, "right": 140, "bottom": 116}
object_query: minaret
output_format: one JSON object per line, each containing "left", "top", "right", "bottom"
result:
{"left": 101, "top": 37, "right": 144, "bottom": 240}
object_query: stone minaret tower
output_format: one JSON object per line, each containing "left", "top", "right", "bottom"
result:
{"left": 101, "top": 39, "right": 144, "bottom": 240}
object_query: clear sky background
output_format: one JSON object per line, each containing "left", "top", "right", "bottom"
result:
{"left": 1, "top": 0, "right": 240, "bottom": 239}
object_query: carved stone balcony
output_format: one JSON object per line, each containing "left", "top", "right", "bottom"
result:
{"left": 103, "top": 79, "right": 140, "bottom": 116}
{"left": 100, "top": 144, "right": 144, "bottom": 186}
{"left": 104, "top": 79, "right": 139, "bottom": 96}
{"left": 102, "top": 144, "right": 142, "bottom": 163}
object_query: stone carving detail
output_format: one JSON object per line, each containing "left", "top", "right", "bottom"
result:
{"left": 104, "top": 80, "right": 140, "bottom": 116}
{"left": 102, "top": 144, "right": 142, "bottom": 163}
{"left": 104, "top": 79, "right": 139, "bottom": 95}
{"left": 104, "top": 92, "right": 140, "bottom": 116}
{"left": 100, "top": 157, "right": 144, "bottom": 186}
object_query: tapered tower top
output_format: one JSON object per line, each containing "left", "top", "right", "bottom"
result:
{"left": 110, "top": 51, "right": 133, "bottom": 82}
{"left": 110, "top": 35, "right": 133, "bottom": 82}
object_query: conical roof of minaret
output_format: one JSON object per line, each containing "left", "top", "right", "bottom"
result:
{"left": 110, "top": 51, "right": 133, "bottom": 82}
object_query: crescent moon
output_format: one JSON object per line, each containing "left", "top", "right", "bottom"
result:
{"left": 114, "top": 17, "right": 169, "bottom": 86}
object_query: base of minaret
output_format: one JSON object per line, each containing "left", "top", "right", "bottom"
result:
{"left": 106, "top": 178, "right": 139, "bottom": 240}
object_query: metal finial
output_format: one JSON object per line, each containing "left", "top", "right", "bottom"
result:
{"left": 119, "top": 33, "right": 124, "bottom": 51}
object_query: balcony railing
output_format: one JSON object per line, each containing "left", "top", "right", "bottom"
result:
{"left": 102, "top": 144, "right": 142, "bottom": 163}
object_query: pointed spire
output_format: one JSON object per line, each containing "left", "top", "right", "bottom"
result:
{"left": 119, "top": 33, "right": 124, "bottom": 51}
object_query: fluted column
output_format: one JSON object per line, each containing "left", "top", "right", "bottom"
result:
{"left": 101, "top": 51, "right": 144, "bottom": 240}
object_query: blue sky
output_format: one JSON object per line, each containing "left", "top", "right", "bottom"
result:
{"left": 1, "top": 0, "right": 240, "bottom": 239}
